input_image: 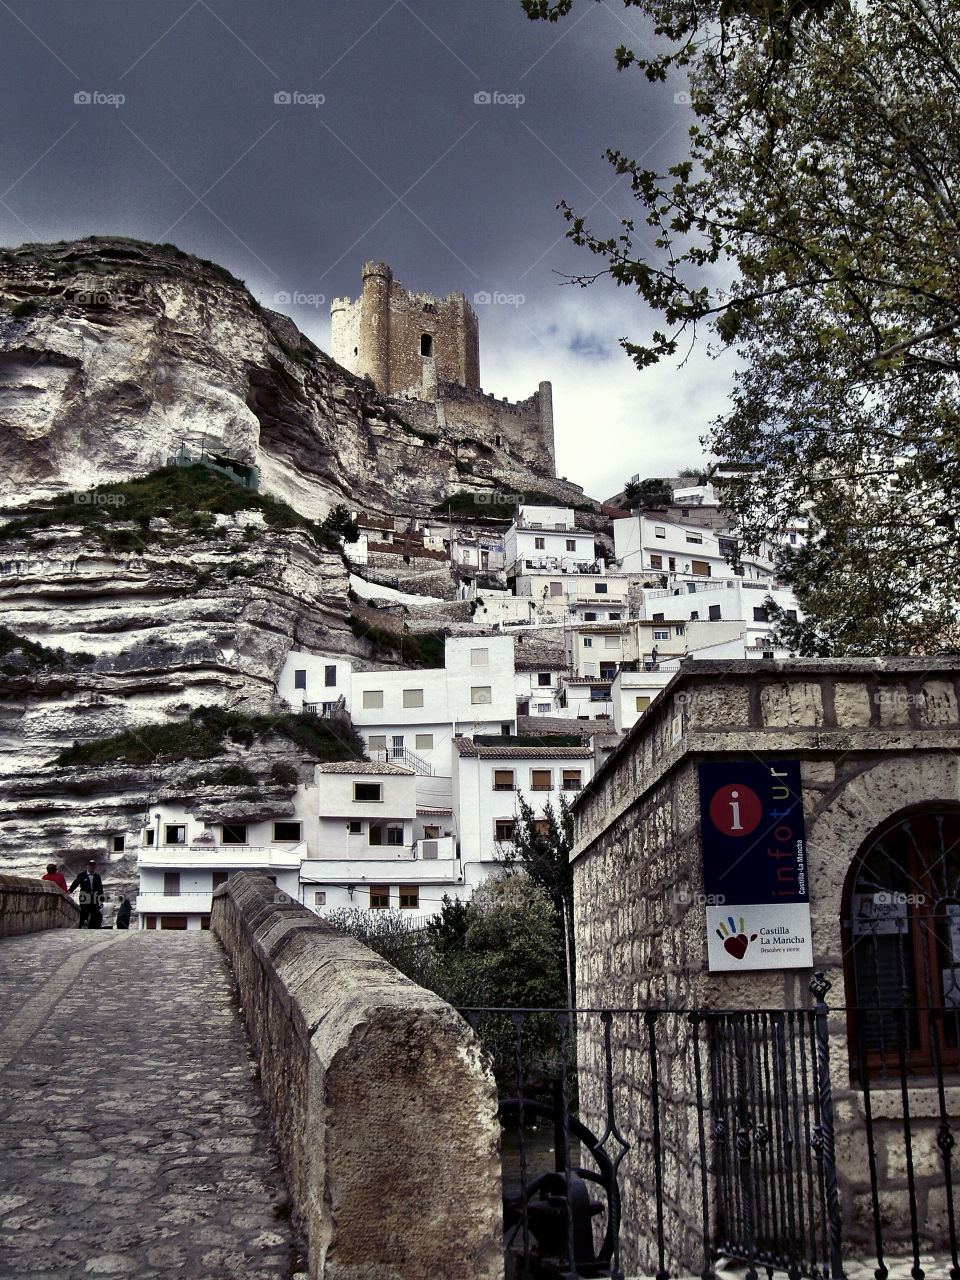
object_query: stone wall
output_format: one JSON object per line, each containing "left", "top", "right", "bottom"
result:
{"left": 0, "top": 873, "right": 80, "bottom": 935}
{"left": 211, "top": 872, "right": 503, "bottom": 1280}
{"left": 570, "top": 658, "right": 960, "bottom": 1273}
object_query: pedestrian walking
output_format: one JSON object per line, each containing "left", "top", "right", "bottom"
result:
{"left": 115, "top": 897, "right": 132, "bottom": 929}
{"left": 41, "top": 863, "right": 69, "bottom": 893}
{"left": 68, "top": 859, "right": 104, "bottom": 928}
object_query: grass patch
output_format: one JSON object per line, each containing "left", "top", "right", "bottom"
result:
{"left": 55, "top": 706, "right": 367, "bottom": 768}
{"left": 0, "top": 464, "right": 351, "bottom": 556}
{"left": 0, "top": 626, "right": 94, "bottom": 676}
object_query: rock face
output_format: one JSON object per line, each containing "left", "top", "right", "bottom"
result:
{"left": 0, "top": 237, "right": 587, "bottom": 520}
{"left": 0, "top": 507, "right": 365, "bottom": 888}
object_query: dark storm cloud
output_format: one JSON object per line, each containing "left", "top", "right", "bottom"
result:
{"left": 0, "top": 0, "right": 731, "bottom": 494}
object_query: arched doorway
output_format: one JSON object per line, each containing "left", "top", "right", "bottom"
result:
{"left": 841, "top": 807, "right": 960, "bottom": 1079}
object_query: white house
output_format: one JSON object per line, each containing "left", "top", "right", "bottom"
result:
{"left": 505, "top": 506, "right": 597, "bottom": 578}
{"left": 638, "top": 578, "right": 801, "bottom": 653}
{"left": 613, "top": 514, "right": 778, "bottom": 582}
{"left": 451, "top": 737, "right": 596, "bottom": 891}
{"left": 277, "top": 654, "right": 353, "bottom": 715}
{"left": 349, "top": 635, "right": 517, "bottom": 776}
{"left": 298, "top": 761, "right": 462, "bottom": 920}
{"left": 135, "top": 800, "right": 309, "bottom": 930}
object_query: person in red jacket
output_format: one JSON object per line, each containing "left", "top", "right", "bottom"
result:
{"left": 42, "top": 863, "right": 69, "bottom": 892}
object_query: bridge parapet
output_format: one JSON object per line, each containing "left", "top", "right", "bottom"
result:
{"left": 0, "top": 873, "right": 79, "bottom": 936}
{"left": 211, "top": 871, "right": 503, "bottom": 1280}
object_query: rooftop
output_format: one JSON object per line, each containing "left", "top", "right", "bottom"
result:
{"left": 454, "top": 737, "right": 594, "bottom": 760}
{"left": 315, "top": 761, "right": 413, "bottom": 776}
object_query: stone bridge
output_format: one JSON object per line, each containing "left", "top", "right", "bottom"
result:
{"left": 0, "top": 872, "right": 503, "bottom": 1280}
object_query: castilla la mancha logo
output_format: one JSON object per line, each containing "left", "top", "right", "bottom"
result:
{"left": 715, "top": 915, "right": 758, "bottom": 961}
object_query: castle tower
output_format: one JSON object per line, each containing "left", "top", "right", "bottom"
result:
{"left": 330, "top": 263, "right": 480, "bottom": 399}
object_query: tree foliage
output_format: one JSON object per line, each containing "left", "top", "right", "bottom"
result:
{"left": 523, "top": 0, "right": 960, "bottom": 652}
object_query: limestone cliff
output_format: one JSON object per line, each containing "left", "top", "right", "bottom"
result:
{"left": 0, "top": 236, "right": 587, "bottom": 521}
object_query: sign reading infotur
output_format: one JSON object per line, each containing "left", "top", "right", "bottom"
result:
{"left": 698, "top": 761, "right": 813, "bottom": 972}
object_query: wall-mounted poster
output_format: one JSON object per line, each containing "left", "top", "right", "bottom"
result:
{"left": 698, "top": 760, "right": 813, "bottom": 972}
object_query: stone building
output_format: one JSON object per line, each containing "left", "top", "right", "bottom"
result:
{"left": 571, "top": 658, "right": 960, "bottom": 1275}
{"left": 331, "top": 262, "right": 555, "bottom": 475}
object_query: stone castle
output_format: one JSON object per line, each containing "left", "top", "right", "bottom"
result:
{"left": 331, "top": 262, "right": 555, "bottom": 476}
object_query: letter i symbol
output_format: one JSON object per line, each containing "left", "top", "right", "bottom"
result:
{"left": 729, "top": 789, "right": 743, "bottom": 831}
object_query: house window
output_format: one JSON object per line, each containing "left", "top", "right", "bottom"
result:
{"left": 590, "top": 687, "right": 609, "bottom": 701}
{"left": 655, "top": 526, "right": 666, "bottom": 538}
{"left": 273, "top": 822, "right": 302, "bottom": 842}
{"left": 584, "top": 613, "right": 597, "bottom": 622}
{"left": 583, "top": 637, "right": 593, "bottom": 648}
{"left": 566, "top": 539, "right": 576, "bottom": 551}
{"left": 369, "top": 885, "right": 390, "bottom": 910}
{"left": 669, "top": 557, "right": 676, "bottom": 571}
{"left": 562, "top": 769, "right": 582, "bottom": 791}
{"left": 222, "top": 824, "right": 248, "bottom": 845}
{"left": 753, "top": 607, "right": 770, "bottom": 622}
{"left": 325, "top": 665, "right": 336, "bottom": 687}
{"left": 636, "top": 696, "right": 651, "bottom": 712}
{"left": 786, "top": 609, "right": 798, "bottom": 621}
{"left": 353, "top": 782, "right": 383, "bottom": 802}
{"left": 654, "top": 629, "right": 670, "bottom": 641}
{"left": 650, "top": 554, "right": 662, "bottom": 569}
{"left": 584, "top": 662, "right": 596, "bottom": 676}
{"left": 368, "top": 735, "right": 387, "bottom": 751}
{"left": 535, "top": 537, "right": 546, "bottom": 549}
{"left": 609, "top": 612, "right": 621, "bottom": 621}
{"left": 530, "top": 769, "right": 552, "bottom": 791}
{"left": 533, "top": 819, "right": 551, "bottom": 836}
{"left": 708, "top": 604, "right": 722, "bottom": 621}
{"left": 595, "top": 583, "right": 608, "bottom": 594}
{"left": 653, "top": 612, "right": 665, "bottom": 623}
{"left": 691, "top": 559, "right": 711, "bottom": 576}
{"left": 420, "top": 333, "right": 433, "bottom": 357}
{"left": 164, "top": 825, "right": 186, "bottom": 845}
{"left": 604, "top": 635, "right": 620, "bottom": 648}
{"left": 386, "top": 825, "right": 404, "bottom": 846}
{"left": 163, "top": 873, "right": 180, "bottom": 897}
{"left": 844, "top": 810, "right": 960, "bottom": 1078}
{"left": 314, "top": 891, "right": 327, "bottom": 907}
{"left": 686, "top": 532, "right": 703, "bottom": 544}
{"left": 399, "top": 887, "right": 419, "bottom": 910}
{"left": 369, "top": 825, "right": 383, "bottom": 846}
{"left": 143, "top": 829, "right": 155, "bottom": 846}
{"left": 495, "top": 819, "right": 516, "bottom": 842}
{"left": 415, "top": 733, "right": 434, "bottom": 750}
{"left": 294, "top": 669, "right": 307, "bottom": 689}
{"left": 212, "top": 871, "right": 229, "bottom": 889}
{"left": 403, "top": 688, "right": 424, "bottom": 708}
{"left": 471, "top": 647, "right": 489, "bottom": 666}
{"left": 112, "top": 835, "right": 125, "bottom": 852}
{"left": 549, "top": 581, "right": 563, "bottom": 596}
{"left": 347, "top": 819, "right": 362, "bottom": 834}
{"left": 600, "top": 664, "right": 617, "bottom": 679}
{"left": 494, "top": 770, "right": 515, "bottom": 791}
{"left": 536, "top": 702, "right": 552, "bottom": 714}
{"left": 362, "top": 690, "right": 384, "bottom": 709}
{"left": 471, "top": 686, "right": 492, "bottom": 704}
{"left": 690, "top": 611, "right": 699, "bottom": 620}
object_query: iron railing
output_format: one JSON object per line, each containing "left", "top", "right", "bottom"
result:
{"left": 460, "top": 977, "right": 960, "bottom": 1280}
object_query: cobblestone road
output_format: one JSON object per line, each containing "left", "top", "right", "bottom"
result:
{"left": 0, "top": 929, "right": 307, "bottom": 1280}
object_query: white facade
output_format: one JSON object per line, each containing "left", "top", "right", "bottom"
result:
{"left": 452, "top": 740, "right": 595, "bottom": 890}
{"left": 515, "top": 662, "right": 566, "bottom": 718}
{"left": 505, "top": 506, "right": 597, "bottom": 576}
{"left": 350, "top": 635, "right": 517, "bottom": 775}
{"left": 299, "top": 762, "right": 462, "bottom": 921}
{"left": 135, "top": 800, "right": 308, "bottom": 929}
{"left": 278, "top": 653, "right": 352, "bottom": 714}
{"left": 614, "top": 514, "right": 777, "bottom": 582}
{"left": 639, "top": 578, "right": 801, "bottom": 654}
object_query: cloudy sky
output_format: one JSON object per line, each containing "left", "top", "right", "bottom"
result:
{"left": 0, "top": 0, "right": 735, "bottom": 500}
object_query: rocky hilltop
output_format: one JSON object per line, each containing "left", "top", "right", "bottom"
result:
{"left": 0, "top": 236, "right": 586, "bottom": 520}
{"left": 0, "top": 236, "right": 596, "bottom": 896}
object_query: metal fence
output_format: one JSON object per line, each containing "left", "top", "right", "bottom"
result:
{"left": 460, "top": 977, "right": 960, "bottom": 1280}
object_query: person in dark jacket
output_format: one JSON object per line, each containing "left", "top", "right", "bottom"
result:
{"left": 115, "top": 897, "right": 132, "bottom": 929}
{"left": 68, "top": 860, "right": 104, "bottom": 928}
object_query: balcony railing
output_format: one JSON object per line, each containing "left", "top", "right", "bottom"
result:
{"left": 374, "top": 747, "right": 433, "bottom": 776}
{"left": 138, "top": 842, "right": 306, "bottom": 869}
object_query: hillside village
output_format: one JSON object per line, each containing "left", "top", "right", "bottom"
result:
{"left": 0, "top": 241, "right": 802, "bottom": 927}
